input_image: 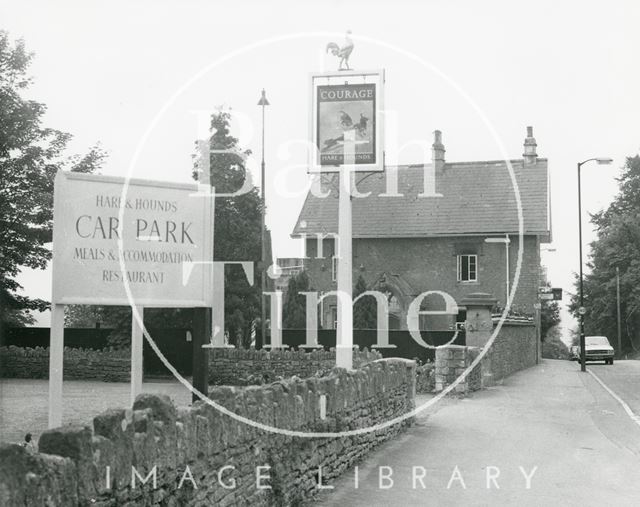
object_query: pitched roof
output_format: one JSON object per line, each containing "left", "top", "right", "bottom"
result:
{"left": 292, "top": 159, "right": 550, "bottom": 240}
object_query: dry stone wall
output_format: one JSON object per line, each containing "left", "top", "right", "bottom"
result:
{"left": 0, "top": 346, "right": 130, "bottom": 382}
{"left": 0, "top": 358, "right": 416, "bottom": 506}
{"left": 208, "top": 347, "right": 382, "bottom": 385}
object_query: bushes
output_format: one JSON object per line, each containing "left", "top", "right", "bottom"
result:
{"left": 415, "top": 360, "right": 435, "bottom": 393}
{"left": 541, "top": 326, "right": 570, "bottom": 360}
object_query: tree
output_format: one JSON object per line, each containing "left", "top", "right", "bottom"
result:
{"left": 193, "top": 109, "right": 269, "bottom": 347}
{"left": 353, "top": 274, "right": 377, "bottom": 329}
{"left": 282, "top": 270, "right": 312, "bottom": 328}
{"left": 0, "top": 32, "right": 105, "bottom": 327}
{"left": 541, "top": 325, "right": 570, "bottom": 360}
{"left": 569, "top": 156, "right": 640, "bottom": 353}
{"left": 539, "top": 275, "right": 560, "bottom": 341}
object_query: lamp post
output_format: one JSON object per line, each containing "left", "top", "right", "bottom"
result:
{"left": 258, "top": 89, "right": 270, "bottom": 348}
{"left": 616, "top": 266, "right": 622, "bottom": 359}
{"left": 577, "top": 157, "right": 613, "bottom": 372}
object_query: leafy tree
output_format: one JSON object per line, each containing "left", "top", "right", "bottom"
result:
{"left": 0, "top": 32, "right": 105, "bottom": 327}
{"left": 193, "top": 109, "right": 270, "bottom": 347}
{"left": 282, "top": 270, "right": 312, "bottom": 328}
{"left": 569, "top": 156, "right": 640, "bottom": 353}
{"left": 540, "top": 275, "right": 561, "bottom": 341}
{"left": 541, "top": 325, "right": 569, "bottom": 360}
{"left": 353, "top": 274, "right": 377, "bottom": 329}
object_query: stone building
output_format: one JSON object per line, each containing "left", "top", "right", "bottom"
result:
{"left": 291, "top": 127, "right": 550, "bottom": 331}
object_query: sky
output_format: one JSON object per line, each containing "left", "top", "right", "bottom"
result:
{"left": 2, "top": 0, "right": 640, "bottom": 337}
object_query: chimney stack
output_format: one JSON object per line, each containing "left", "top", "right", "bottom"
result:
{"left": 432, "top": 130, "right": 445, "bottom": 173}
{"left": 523, "top": 126, "right": 537, "bottom": 164}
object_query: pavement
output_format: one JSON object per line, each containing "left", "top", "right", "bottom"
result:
{"left": 315, "top": 359, "right": 640, "bottom": 506}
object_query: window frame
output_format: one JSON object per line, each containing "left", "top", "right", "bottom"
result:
{"left": 330, "top": 306, "right": 338, "bottom": 329}
{"left": 457, "top": 254, "right": 478, "bottom": 282}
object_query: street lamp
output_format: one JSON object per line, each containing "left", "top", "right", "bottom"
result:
{"left": 258, "top": 89, "right": 270, "bottom": 348}
{"left": 577, "top": 157, "right": 613, "bottom": 372}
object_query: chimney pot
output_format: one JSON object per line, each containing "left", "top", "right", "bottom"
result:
{"left": 432, "top": 130, "right": 445, "bottom": 162}
{"left": 523, "top": 126, "right": 537, "bottom": 164}
{"left": 430, "top": 130, "right": 446, "bottom": 194}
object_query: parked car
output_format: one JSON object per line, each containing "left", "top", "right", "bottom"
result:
{"left": 584, "top": 336, "right": 615, "bottom": 364}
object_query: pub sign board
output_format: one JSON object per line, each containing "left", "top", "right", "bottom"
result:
{"left": 52, "top": 171, "right": 213, "bottom": 308}
{"left": 309, "top": 69, "right": 384, "bottom": 173}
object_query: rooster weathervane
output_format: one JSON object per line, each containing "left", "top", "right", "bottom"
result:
{"left": 326, "top": 30, "right": 354, "bottom": 71}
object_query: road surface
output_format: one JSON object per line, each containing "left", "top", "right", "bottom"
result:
{"left": 315, "top": 359, "right": 640, "bottom": 506}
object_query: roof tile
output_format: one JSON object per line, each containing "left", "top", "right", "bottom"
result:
{"left": 292, "top": 159, "right": 549, "bottom": 238}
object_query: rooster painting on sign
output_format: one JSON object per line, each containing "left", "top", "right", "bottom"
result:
{"left": 316, "top": 82, "right": 375, "bottom": 166}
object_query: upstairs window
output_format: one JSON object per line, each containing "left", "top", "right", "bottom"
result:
{"left": 457, "top": 254, "right": 477, "bottom": 282}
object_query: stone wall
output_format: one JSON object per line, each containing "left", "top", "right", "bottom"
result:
{"left": 434, "top": 345, "right": 482, "bottom": 394}
{"left": 0, "top": 346, "right": 130, "bottom": 382}
{"left": 434, "top": 321, "right": 536, "bottom": 393}
{"left": 208, "top": 347, "right": 382, "bottom": 385}
{"left": 482, "top": 322, "right": 537, "bottom": 385}
{"left": 0, "top": 359, "right": 416, "bottom": 506}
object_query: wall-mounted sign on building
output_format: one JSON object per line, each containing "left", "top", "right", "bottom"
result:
{"left": 309, "top": 69, "right": 384, "bottom": 173}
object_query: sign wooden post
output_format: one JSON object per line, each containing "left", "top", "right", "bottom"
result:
{"left": 191, "top": 164, "right": 214, "bottom": 403}
{"left": 130, "top": 305, "right": 144, "bottom": 405}
{"left": 336, "top": 130, "right": 355, "bottom": 370}
{"left": 192, "top": 307, "right": 210, "bottom": 402}
{"left": 47, "top": 304, "right": 65, "bottom": 428}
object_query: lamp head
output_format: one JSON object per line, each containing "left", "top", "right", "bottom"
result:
{"left": 257, "top": 89, "right": 270, "bottom": 106}
{"left": 596, "top": 158, "right": 613, "bottom": 165}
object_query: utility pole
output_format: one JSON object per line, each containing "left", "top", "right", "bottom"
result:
{"left": 258, "top": 89, "right": 270, "bottom": 348}
{"left": 616, "top": 266, "right": 622, "bottom": 358}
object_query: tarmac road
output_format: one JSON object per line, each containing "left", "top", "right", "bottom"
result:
{"left": 315, "top": 359, "right": 640, "bottom": 506}
{"left": 585, "top": 359, "right": 640, "bottom": 416}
